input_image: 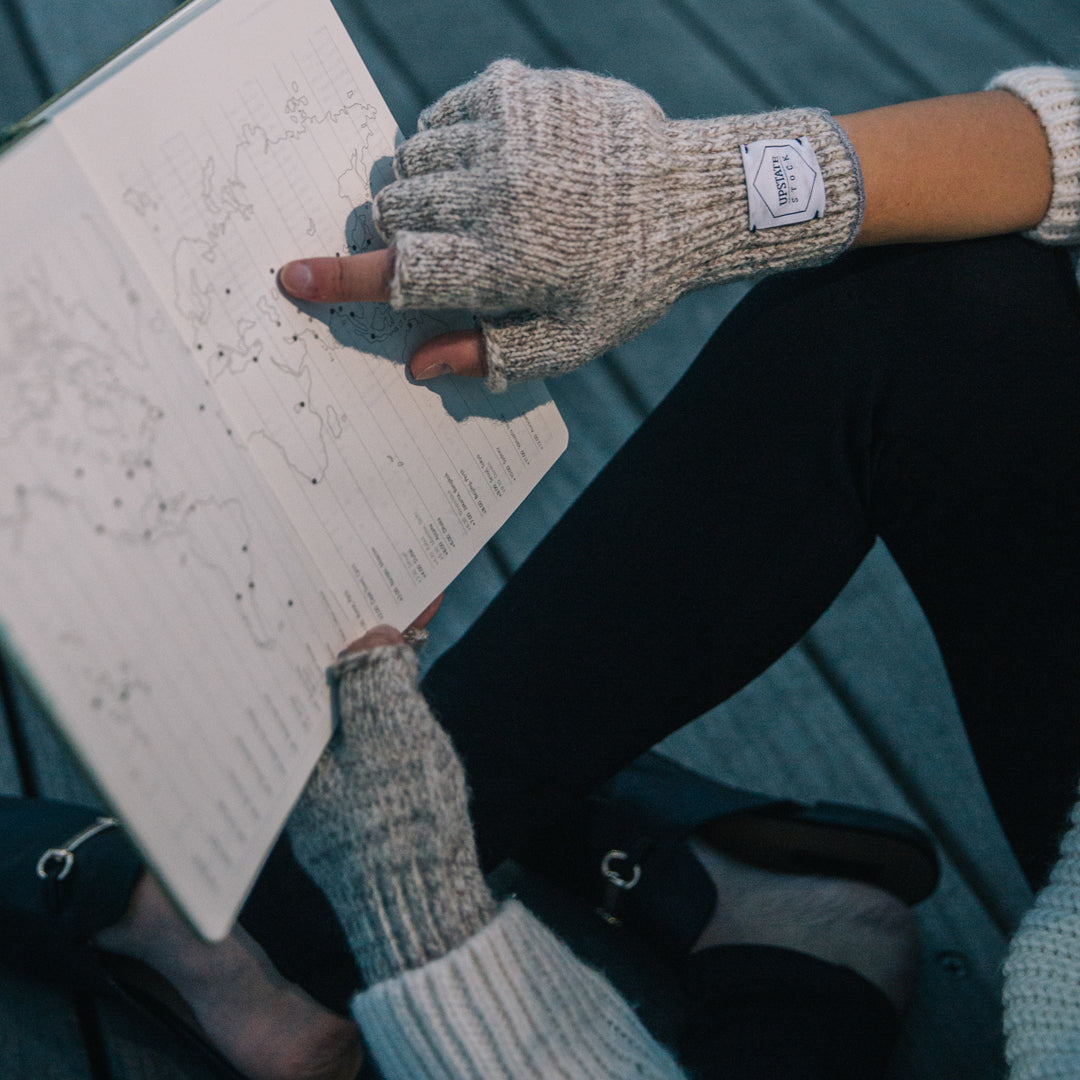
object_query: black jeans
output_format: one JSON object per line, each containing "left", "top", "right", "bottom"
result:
{"left": 422, "top": 235, "right": 1080, "bottom": 1074}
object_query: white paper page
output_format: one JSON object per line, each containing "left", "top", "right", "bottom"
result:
{"left": 53, "top": 0, "right": 568, "bottom": 632}
{"left": 0, "top": 127, "right": 349, "bottom": 939}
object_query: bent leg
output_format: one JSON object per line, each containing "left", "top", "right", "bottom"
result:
{"left": 423, "top": 260, "right": 881, "bottom": 866}
{"left": 425, "top": 235, "right": 1080, "bottom": 886}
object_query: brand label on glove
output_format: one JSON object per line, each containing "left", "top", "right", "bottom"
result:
{"left": 741, "top": 138, "right": 826, "bottom": 230}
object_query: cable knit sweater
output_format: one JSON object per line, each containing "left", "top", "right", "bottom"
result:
{"left": 287, "top": 65, "right": 1080, "bottom": 1080}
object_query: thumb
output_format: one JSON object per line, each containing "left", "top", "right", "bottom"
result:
{"left": 410, "top": 329, "right": 487, "bottom": 381}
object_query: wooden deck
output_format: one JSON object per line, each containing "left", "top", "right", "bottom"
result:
{"left": 1, "top": 0, "right": 1074, "bottom": 1075}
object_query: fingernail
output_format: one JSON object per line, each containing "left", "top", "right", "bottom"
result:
{"left": 280, "top": 261, "right": 314, "bottom": 297}
{"left": 415, "top": 363, "right": 452, "bottom": 381}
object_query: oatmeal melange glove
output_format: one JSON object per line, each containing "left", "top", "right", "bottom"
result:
{"left": 287, "top": 644, "right": 496, "bottom": 986}
{"left": 375, "top": 59, "right": 864, "bottom": 391}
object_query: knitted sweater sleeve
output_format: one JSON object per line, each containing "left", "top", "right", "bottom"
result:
{"left": 352, "top": 899, "right": 687, "bottom": 1080}
{"left": 1002, "top": 795, "right": 1080, "bottom": 1080}
{"left": 988, "top": 66, "right": 1080, "bottom": 245}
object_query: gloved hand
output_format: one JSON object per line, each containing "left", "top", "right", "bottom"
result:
{"left": 287, "top": 636, "right": 496, "bottom": 986}
{"left": 374, "top": 59, "right": 864, "bottom": 390}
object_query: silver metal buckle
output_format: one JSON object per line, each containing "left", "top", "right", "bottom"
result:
{"left": 600, "top": 849, "right": 641, "bottom": 891}
{"left": 36, "top": 817, "right": 120, "bottom": 881}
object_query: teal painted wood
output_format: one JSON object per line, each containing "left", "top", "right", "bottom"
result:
{"left": 0, "top": 5, "right": 47, "bottom": 128}
{"left": 15, "top": 0, "right": 177, "bottom": 95}
{"left": 808, "top": 0, "right": 1072, "bottom": 96}
{"left": 966, "top": 0, "right": 1080, "bottom": 63}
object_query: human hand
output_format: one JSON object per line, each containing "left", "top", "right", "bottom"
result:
{"left": 280, "top": 60, "right": 862, "bottom": 391}
{"left": 288, "top": 590, "right": 493, "bottom": 985}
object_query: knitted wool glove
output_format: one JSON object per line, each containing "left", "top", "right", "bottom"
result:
{"left": 287, "top": 644, "right": 496, "bottom": 986}
{"left": 374, "top": 59, "right": 864, "bottom": 391}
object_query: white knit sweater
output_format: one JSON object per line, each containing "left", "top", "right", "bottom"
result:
{"left": 352, "top": 900, "right": 685, "bottom": 1079}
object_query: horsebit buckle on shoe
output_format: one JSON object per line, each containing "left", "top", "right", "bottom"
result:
{"left": 36, "top": 817, "right": 120, "bottom": 882}
{"left": 596, "top": 849, "right": 642, "bottom": 926}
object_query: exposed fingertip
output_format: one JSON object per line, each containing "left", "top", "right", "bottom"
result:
{"left": 279, "top": 261, "right": 315, "bottom": 299}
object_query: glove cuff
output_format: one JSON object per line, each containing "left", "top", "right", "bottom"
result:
{"left": 659, "top": 106, "right": 864, "bottom": 291}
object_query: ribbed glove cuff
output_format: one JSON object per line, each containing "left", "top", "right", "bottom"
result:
{"left": 655, "top": 107, "right": 864, "bottom": 292}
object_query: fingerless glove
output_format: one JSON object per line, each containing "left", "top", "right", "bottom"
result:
{"left": 375, "top": 59, "right": 863, "bottom": 390}
{"left": 288, "top": 645, "right": 495, "bottom": 986}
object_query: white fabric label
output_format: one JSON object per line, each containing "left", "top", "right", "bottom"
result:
{"left": 741, "top": 137, "right": 826, "bottom": 231}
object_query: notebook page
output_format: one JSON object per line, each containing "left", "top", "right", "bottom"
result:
{"left": 0, "top": 127, "right": 342, "bottom": 939}
{"left": 53, "top": 0, "right": 568, "bottom": 631}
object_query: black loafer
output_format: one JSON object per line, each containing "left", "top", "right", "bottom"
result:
{"left": 518, "top": 752, "right": 940, "bottom": 956}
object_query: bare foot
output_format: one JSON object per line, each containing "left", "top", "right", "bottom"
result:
{"left": 689, "top": 840, "right": 919, "bottom": 1012}
{"left": 95, "top": 872, "right": 363, "bottom": 1080}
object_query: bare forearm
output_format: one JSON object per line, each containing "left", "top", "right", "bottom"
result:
{"left": 839, "top": 90, "right": 1052, "bottom": 246}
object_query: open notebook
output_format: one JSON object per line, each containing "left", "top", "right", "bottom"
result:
{"left": 0, "top": 0, "right": 566, "bottom": 939}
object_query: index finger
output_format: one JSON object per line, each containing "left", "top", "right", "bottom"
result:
{"left": 279, "top": 248, "right": 394, "bottom": 304}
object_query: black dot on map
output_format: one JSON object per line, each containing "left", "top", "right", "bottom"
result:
{"left": 248, "top": 581, "right": 255, "bottom": 589}
{"left": 225, "top": 288, "right": 231, "bottom": 295}
{"left": 287, "top": 600, "right": 294, "bottom": 607}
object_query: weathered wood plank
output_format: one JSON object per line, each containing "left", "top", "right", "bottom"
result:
{"left": 964, "top": 0, "right": 1080, "bottom": 63}
{"left": 806, "top": 0, "right": 1068, "bottom": 96}
{"left": 0, "top": 4, "right": 48, "bottom": 128}
{"left": 15, "top": 0, "right": 177, "bottom": 96}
